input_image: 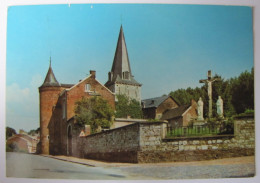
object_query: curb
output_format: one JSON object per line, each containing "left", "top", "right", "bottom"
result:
{"left": 40, "top": 154, "right": 96, "bottom": 167}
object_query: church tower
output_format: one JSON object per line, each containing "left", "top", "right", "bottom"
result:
{"left": 39, "top": 58, "right": 64, "bottom": 154}
{"left": 105, "top": 25, "right": 142, "bottom": 102}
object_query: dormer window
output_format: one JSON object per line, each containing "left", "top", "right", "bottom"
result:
{"left": 85, "top": 84, "right": 91, "bottom": 92}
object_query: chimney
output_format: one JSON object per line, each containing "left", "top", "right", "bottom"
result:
{"left": 90, "top": 70, "right": 96, "bottom": 79}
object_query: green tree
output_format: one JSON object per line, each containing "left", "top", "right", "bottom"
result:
{"left": 230, "top": 68, "right": 254, "bottom": 114}
{"left": 74, "top": 97, "right": 114, "bottom": 133}
{"left": 115, "top": 94, "right": 143, "bottom": 118}
{"left": 28, "top": 127, "right": 40, "bottom": 136}
{"left": 169, "top": 68, "right": 254, "bottom": 117}
{"left": 6, "top": 127, "right": 16, "bottom": 139}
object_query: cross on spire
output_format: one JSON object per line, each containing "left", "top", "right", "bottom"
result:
{"left": 199, "top": 70, "right": 221, "bottom": 118}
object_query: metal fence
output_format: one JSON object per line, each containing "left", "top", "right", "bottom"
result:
{"left": 166, "top": 123, "right": 234, "bottom": 137}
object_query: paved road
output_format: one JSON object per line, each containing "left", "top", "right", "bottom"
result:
{"left": 6, "top": 152, "right": 255, "bottom": 180}
{"left": 6, "top": 152, "right": 144, "bottom": 179}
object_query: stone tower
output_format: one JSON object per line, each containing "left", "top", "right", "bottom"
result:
{"left": 39, "top": 58, "right": 64, "bottom": 154}
{"left": 105, "top": 25, "right": 142, "bottom": 102}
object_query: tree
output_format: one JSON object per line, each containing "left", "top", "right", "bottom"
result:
{"left": 230, "top": 68, "right": 254, "bottom": 114}
{"left": 169, "top": 68, "right": 254, "bottom": 117}
{"left": 28, "top": 127, "right": 40, "bottom": 136}
{"left": 74, "top": 97, "right": 114, "bottom": 133}
{"left": 6, "top": 127, "right": 16, "bottom": 139}
{"left": 115, "top": 94, "right": 143, "bottom": 118}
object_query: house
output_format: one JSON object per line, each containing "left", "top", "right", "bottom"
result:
{"left": 161, "top": 99, "right": 197, "bottom": 127}
{"left": 39, "top": 67, "right": 115, "bottom": 155}
{"left": 6, "top": 133, "right": 39, "bottom": 153}
{"left": 142, "top": 95, "right": 179, "bottom": 119}
{"left": 105, "top": 26, "right": 142, "bottom": 103}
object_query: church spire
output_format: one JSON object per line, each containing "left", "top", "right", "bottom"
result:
{"left": 41, "top": 57, "right": 60, "bottom": 87}
{"left": 111, "top": 25, "right": 132, "bottom": 79}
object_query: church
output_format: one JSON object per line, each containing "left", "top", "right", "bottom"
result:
{"left": 38, "top": 25, "right": 142, "bottom": 155}
{"left": 38, "top": 25, "right": 198, "bottom": 155}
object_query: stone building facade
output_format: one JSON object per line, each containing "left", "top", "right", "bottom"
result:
{"left": 162, "top": 99, "right": 197, "bottom": 127}
{"left": 6, "top": 133, "right": 39, "bottom": 153}
{"left": 142, "top": 96, "right": 198, "bottom": 127}
{"left": 105, "top": 26, "right": 142, "bottom": 103}
{"left": 142, "top": 95, "right": 179, "bottom": 119}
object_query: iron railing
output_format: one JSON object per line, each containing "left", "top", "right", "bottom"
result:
{"left": 166, "top": 123, "right": 234, "bottom": 137}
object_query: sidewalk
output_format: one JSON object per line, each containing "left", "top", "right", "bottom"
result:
{"left": 41, "top": 154, "right": 255, "bottom": 168}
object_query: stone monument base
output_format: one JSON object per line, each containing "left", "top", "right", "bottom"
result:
{"left": 193, "top": 120, "right": 207, "bottom": 126}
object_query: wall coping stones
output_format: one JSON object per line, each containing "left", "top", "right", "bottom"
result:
{"left": 162, "top": 135, "right": 234, "bottom": 142}
{"left": 80, "top": 121, "right": 167, "bottom": 139}
{"left": 233, "top": 115, "right": 254, "bottom": 120}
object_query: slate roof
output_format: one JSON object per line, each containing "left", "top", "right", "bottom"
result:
{"left": 40, "top": 58, "right": 74, "bottom": 88}
{"left": 142, "top": 95, "right": 172, "bottom": 109}
{"left": 40, "top": 59, "right": 60, "bottom": 87}
{"left": 105, "top": 25, "right": 141, "bottom": 87}
{"left": 161, "top": 104, "right": 191, "bottom": 120}
{"left": 61, "top": 84, "right": 74, "bottom": 88}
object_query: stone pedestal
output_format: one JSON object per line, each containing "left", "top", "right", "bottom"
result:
{"left": 193, "top": 120, "right": 206, "bottom": 126}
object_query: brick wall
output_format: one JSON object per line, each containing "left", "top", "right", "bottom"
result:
{"left": 66, "top": 76, "right": 115, "bottom": 120}
{"left": 156, "top": 97, "right": 179, "bottom": 117}
{"left": 39, "top": 86, "right": 65, "bottom": 154}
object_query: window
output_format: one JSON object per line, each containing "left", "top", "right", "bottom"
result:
{"left": 62, "top": 100, "right": 66, "bottom": 119}
{"left": 123, "top": 71, "right": 129, "bottom": 80}
{"left": 85, "top": 84, "right": 91, "bottom": 92}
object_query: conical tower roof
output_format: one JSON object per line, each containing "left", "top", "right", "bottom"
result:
{"left": 106, "top": 25, "right": 141, "bottom": 87}
{"left": 111, "top": 25, "right": 132, "bottom": 77}
{"left": 41, "top": 58, "right": 60, "bottom": 87}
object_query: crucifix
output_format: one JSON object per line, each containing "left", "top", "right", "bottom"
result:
{"left": 199, "top": 70, "right": 220, "bottom": 118}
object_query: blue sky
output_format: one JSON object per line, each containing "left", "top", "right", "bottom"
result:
{"left": 6, "top": 4, "right": 253, "bottom": 132}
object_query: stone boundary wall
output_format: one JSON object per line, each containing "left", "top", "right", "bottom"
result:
{"left": 73, "top": 123, "right": 141, "bottom": 163}
{"left": 138, "top": 117, "right": 255, "bottom": 163}
{"left": 72, "top": 117, "right": 254, "bottom": 163}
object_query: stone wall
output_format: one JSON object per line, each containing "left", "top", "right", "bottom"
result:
{"left": 71, "top": 117, "right": 254, "bottom": 163}
{"left": 73, "top": 123, "right": 141, "bottom": 163}
{"left": 137, "top": 116, "right": 254, "bottom": 163}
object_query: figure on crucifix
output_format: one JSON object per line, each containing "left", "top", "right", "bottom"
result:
{"left": 199, "top": 70, "right": 221, "bottom": 118}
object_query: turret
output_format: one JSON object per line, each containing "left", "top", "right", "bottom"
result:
{"left": 39, "top": 58, "right": 63, "bottom": 154}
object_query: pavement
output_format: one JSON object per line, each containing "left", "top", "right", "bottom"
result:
{"left": 39, "top": 154, "right": 255, "bottom": 179}
{"left": 42, "top": 154, "right": 255, "bottom": 168}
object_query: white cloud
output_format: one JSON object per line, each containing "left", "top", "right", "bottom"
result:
{"left": 6, "top": 74, "right": 43, "bottom": 132}
{"left": 6, "top": 83, "right": 30, "bottom": 103}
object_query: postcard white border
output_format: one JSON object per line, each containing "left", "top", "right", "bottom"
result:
{"left": 0, "top": 0, "right": 259, "bottom": 183}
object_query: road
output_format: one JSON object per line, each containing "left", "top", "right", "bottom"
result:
{"left": 6, "top": 152, "right": 255, "bottom": 180}
{"left": 6, "top": 152, "right": 143, "bottom": 180}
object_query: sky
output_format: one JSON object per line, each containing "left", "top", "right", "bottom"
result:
{"left": 6, "top": 4, "right": 253, "bottom": 132}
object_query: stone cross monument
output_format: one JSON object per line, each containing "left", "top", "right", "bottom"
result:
{"left": 216, "top": 96, "right": 224, "bottom": 118}
{"left": 199, "top": 70, "right": 220, "bottom": 118}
